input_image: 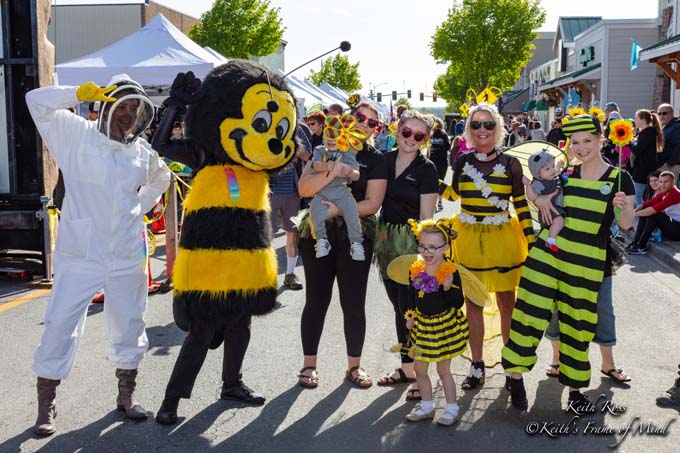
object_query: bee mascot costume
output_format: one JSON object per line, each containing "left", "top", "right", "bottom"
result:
{"left": 151, "top": 61, "right": 298, "bottom": 425}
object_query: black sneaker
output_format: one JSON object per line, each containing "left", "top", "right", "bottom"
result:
{"left": 221, "top": 382, "right": 265, "bottom": 406}
{"left": 510, "top": 378, "right": 528, "bottom": 412}
{"left": 283, "top": 273, "right": 303, "bottom": 290}
{"left": 567, "top": 390, "right": 590, "bottom": 407}
{"left": 625, "top": 244, "right": 647, "bottom": 255}
{"left": 657, "top": 391, "right": 680, "bottom": 408}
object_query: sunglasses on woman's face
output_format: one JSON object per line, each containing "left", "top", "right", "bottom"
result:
{"left": 400, "top": 127, "right": 427, "bottom": 143}
{"left": 470, "top": 121, "right": 497, "bottom": 130}
{"left": 355, "top": 112, "right": 380, "bottom": 129}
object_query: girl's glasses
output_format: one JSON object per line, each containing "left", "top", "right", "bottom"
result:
{"left": 417, "top": 244, "right": 447, "bottom": 254}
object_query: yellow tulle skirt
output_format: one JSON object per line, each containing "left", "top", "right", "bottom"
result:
{"left": 451, "top": 215, "right": 528, "bottom": 293}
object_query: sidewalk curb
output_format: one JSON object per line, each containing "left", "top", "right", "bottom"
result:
{"left": 621, "top": 228, "right": 680, "bottom": 275}
{"left": 648, "top": 242, "right": 680, "bottom": 274}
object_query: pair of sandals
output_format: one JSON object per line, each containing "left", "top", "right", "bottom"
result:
{"left": 546, "top": 364, "right": 631, "bottom": 384}
{"left": 377, "top": 368, "right": 420, "bottom": 400}
{"left": 297, "top": 366, "right": 373, "bottom": 389}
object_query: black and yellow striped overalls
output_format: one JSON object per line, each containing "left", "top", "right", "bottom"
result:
{"left": 502, "top": 167, "right": 620, "bottom": 388}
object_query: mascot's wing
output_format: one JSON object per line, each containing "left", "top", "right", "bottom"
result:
{"left": 386, "top": 254, "right": 492, "bottom": 307}
{"left": 502, "top": 141, "right": 566, "bottom": 223}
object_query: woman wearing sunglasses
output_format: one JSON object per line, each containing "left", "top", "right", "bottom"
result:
{"left": 296, "top": 101, "right": 387, "bottom": 389}
{"left": 374, "top": 111, "right": 439, "bottom": 400}
{"left": 440, "top": 103, "right": 535, "bottom": 391}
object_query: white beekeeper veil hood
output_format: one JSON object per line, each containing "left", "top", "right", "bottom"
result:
{"left": 97, "top": 74, "right": 154, "bottom": 144}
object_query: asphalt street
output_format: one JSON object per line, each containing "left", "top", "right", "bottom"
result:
{"left": 1, "top": 198, "right": 679, "bottom": 453}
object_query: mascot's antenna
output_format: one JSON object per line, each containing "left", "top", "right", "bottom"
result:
{"left": 263, "top": 69, "right": 279, "bottom": 113}
{"left": 283, "top": 41, "right": 351, "bottom": 79}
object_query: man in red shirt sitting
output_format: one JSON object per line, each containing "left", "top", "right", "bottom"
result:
{"left": 627, "top": 171, "right": 680, "bottom": 254}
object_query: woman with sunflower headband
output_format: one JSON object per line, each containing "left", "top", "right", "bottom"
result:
{"left": 296, "top": 100, "right": 387, "bottom": 389}
{"left": 400, "top": 218, "right": 469, "bottom": 425}
{"left": 439, "top": 103, "right": 535, "bottom": 391}
{"left": 373, "top": 110, "right": 439, "bottom": 400}
{"left": 502, "top": 114, "right": 635, "bottom": 411}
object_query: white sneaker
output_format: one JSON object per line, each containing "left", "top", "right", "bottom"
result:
{"left": 315, "top": 238, "right": 331, "bottom": 258}
{"left": 405, "top": 403, "right": 434, "bottom": 422}
{"left": 350, "top": 242, "right": 365, "bottom": 261}
{"left": 436, "top": 404, "right": 459, "bottom": 426}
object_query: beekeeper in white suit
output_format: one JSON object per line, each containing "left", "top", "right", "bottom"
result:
{"left": 25, "top": 74, "right": 171, "bottom": 436}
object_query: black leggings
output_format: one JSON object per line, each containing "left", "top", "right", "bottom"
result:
{"left": 634, "top": 212, "right": 680, "bottom": 246}
{"left": 164, "top": 313, "right": 251, "bottom": 399}
{"left": 383, "top": 278, "right": 414, "bottom": 364}
{"left": 299, "top": 222, "right": 374, "bottom": 357}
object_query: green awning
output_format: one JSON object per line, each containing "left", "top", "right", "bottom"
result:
{"left": 536, "top": 99, "right": 548, "bottom": 111}
{"left": 526, "top": 100, "right": 537, "bottom": 110}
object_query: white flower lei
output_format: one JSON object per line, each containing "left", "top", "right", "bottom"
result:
{"left": 461, "top": 162, "right": 510, "bottom": 224}
{"left": 459, "top": 213, "right": 477, "bottom": 225}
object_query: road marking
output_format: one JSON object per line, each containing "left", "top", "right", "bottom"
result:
{"left": 0, "top": 288, "right": 51, "bottom": 314}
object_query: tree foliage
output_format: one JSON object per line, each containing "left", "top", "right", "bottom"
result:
{"left": 396, "top": 97, "right": 412, "bottom": 109}
{"left": 430, "top": 0, "right": 545, "bottom": 109}
{"left": 188, "top": 0, "right": 285, "bottom": 59}
{"left": 307, "top": 54, "right": 362, "bottom": 93}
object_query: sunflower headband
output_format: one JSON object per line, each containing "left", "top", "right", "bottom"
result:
{"left": 323, "top": 114, "right": 367, "bottom": 152}
{"left": 562, "top": 114, "right": 602, "bottom": 137}
{"left": 408, "top": 218, "right": 457, "bottom": 242}
{"left": 347, "top": 94, "right": 361, "bottom": 110}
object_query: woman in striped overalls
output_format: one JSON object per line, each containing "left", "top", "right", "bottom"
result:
{"left": 502, "top": 115, "right": 635, "bottom": 410}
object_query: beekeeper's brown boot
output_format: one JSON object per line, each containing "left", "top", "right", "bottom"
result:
{"left": 115, "top": 369, "right": 148, "bottom": 420}
{"left": 32, "top": 377, "right": 60, "bottom": 436}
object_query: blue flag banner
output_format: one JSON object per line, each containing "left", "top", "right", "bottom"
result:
{"left": 631, "top": 40, "right": 643, "bottom": 71}
{"left": 566, "top": 87, "right": 580, "bottom": 108}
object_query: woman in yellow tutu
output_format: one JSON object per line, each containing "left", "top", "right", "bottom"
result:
{"left": 440, "top": 103, "right": 535, "bottom": 390}
{"left": 403, "top": 219, "right": 468, "bottom": 426}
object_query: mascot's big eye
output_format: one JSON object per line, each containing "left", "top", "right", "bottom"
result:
{"left": 252, "top": 110, "right": 272, "bottom": 133}
{"left": 275, "top": 118, "right": 290, "bottom": 140}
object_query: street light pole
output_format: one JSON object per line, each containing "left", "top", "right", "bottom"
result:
{"left": 372, "top": 82, "right": 387, "bottom": 100}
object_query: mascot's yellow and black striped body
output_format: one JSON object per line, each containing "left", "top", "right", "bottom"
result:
{"left": 173, "top": 165, "right": 277, "bottom": 319}
{"left": 154, "top": 60, "right": 298, "bottom": 328}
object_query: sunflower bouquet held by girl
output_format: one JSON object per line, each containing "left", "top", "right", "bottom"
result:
{"left": 403, "top": 218, "right": 469, "bottom": 426}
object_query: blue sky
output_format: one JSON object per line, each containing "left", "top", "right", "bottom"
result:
{"left": 148, "top": 0, "right": 658, "bottom": 106}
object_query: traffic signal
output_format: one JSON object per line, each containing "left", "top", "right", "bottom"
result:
{"left": 377, "top": 92, "right": 382, "bottom": 102}
{"left": 433, "top": 92, "right": 438, "bottom": 102}
{"left": 392, "top": 91, "right": 397, "bottom": 101}
{"left": 407, "top": 89, "right": 412, "bottom": 99}
{"left": 419, "top": 92, "right": 424, "bottom": 101}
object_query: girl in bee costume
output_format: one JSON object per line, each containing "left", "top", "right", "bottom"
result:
{"left": 151, "top": 61, "right": 298, "bottom": 425}
{"left": 501, "top": 115, "right": 635, "bottom": 411}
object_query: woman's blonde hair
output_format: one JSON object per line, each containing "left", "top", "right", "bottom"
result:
{"left": 398, "top": 110, "right": 434, "bottom": 135}
{"left": 464, "top": 103, "right": 507, "bottom": 147}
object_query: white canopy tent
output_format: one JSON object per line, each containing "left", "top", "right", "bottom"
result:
{"left": 319, "top": 82, "right": 349, "bottom": 103}
{"left": 203, "top": 46, "right": 228, "bottom": 65}
{"left": 56, "top": 13, "right": 224, "bottom": 87}
{"left": 300, "top": 79, "right": 346, "bottom": 107}
{"left": 319, "top": 82, "right": 391, "bottom": 121}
